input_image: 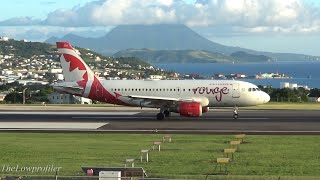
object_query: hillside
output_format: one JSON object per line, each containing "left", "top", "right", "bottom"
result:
{"left": 46, "top": 24, "right": 242, "bottom": 55}
{"left": 46, "top": 24, "right": 320, "bottom": 63}
{"left": 0, "top": 40, "right": 54, "bottom": 58}
{"left": 0, "top": 39, "right": 152, "bottom": 70}
{"left": 231, "top": 51, "right": 271, "bottom": 63}
{"left": 114, "top": 49, "right": 270, "bottom": 63}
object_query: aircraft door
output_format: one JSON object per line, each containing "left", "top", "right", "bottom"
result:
{"left": 232, "top": 83, "right": 240, "bottom": 98}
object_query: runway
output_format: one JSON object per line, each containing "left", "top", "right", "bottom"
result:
{"left": 0, "top": 108, "right": 319, "bottom": 134}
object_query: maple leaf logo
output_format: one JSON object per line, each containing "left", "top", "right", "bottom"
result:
{"left": 114, "top": 92, "right": 122, "bottom": 99}
{"left": 60, "top": 54, "right": 87, "bottom": 83}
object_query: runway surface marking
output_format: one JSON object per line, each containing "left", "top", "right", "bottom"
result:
{"left": 72, "top": 116, "right": 269, "bottom": 120}
{"left": 1, "top": 129, "right": 319, "bottom": 135}
{"left": 72, "top": 116, "right": 155, "bottom": 119}
{"left": 0, "top": 111, "right": 140, "bottom": 115}
{"left": 0, "top": 122, "right": 107, "bottom": 129}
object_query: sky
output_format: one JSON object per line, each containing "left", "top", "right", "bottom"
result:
{"left": 0, "top": 0, "right": 319, "bottom": 56}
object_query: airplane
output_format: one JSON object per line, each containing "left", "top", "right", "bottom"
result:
{"left": 52, "top": 42, "right": 270, "bottom": 120}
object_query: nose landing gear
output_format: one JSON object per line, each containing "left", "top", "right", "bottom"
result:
{"left": 233, "top": 107, "right": 238, "bottom": 119}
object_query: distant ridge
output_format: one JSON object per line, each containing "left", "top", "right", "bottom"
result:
{"left": 114, "top": 49, "right": 270, "bottom": 63}
{"left": 46, "top": 24, "right": 320, "bottom": 62}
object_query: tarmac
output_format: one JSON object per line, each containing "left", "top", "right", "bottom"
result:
{"left": 0, "top": 106, "right": 319, "bottom": 134}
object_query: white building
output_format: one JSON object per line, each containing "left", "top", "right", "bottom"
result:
{"left": 16, "top": 80, "right": 49, "bottom": 85}
{"left": 0, "top": 37, "right": 9, "bottom": 41}
{"left": 48, "top": 92, "right": 92, "bottom": 104}
{"left": 55, "top": 74, "right": 64, "bottom": 80}
{"left": 2, "top": 70, "right": 14, "bottom": 75}
{"left": 49, "top": 69, "right": 63, "bottom": 74}
{"left": 280, "top": 82, "right": 308, "bottom": 90}
{"left": 289, "top": 83, "right": 298, "bottom": 89}
{"left": 149, "top": 75, "right": 164, "bottom": 79}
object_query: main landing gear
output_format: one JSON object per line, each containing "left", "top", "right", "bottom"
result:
{"left": 156, "top": 109, "right": 171, "bottom": 120}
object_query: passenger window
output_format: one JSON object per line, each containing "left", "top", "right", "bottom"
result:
{"left": 139, "top": 89, "right": 141, "bottom": 91}
{"left": 253, "top": 88, "right": 256, "bottom": 91}
{"left": 111, "top": 88, "right": 113, "bottom": 91}
{"left": 170, "top": 89, "right": 172, "bottom": 91}
{"left": 189, "top": 89, "right": 191, "bottom": 91}
{"left": 125, "top": 89, "right": 127, "bottom": 91}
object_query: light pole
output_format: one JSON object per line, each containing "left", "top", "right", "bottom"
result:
{"left": 23, "top": 88, "right": 27, "bottom": 104}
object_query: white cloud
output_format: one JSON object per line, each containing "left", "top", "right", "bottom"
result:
{"left": 0, "top": 0, "right": 319, "bottom": 34}
{"left": 0, "top": 26, "right": 110, "bottom": 42}
{"left": 0, "top": 17, "right": 41, "bottom": 26}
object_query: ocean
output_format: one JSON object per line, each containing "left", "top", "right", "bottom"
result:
{"left": 154, "top": 62, "right": 320, "bottom": 88}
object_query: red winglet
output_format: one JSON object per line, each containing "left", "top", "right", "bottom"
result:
{"left": 56, "top": 42, "right": 73, "bottom": 50}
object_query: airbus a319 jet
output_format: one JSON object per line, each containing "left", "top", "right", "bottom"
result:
{"left": 52, "top": 42, "right": 270, "bottom": 120}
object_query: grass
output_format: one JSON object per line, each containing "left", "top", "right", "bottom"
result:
{"left": 244, "top": 102, "right": 320, "bottom": 110}
{"left": 0, "top": 133, "right": 319, "bottom": 179}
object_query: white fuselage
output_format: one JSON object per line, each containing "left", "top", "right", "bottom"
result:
{"left": 98, "top": 79, "right": 270, "bottom": 108}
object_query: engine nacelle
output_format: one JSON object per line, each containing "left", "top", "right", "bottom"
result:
{"left": 202, "top": 106, "right": 209, "bottom": 113}
{"left": 178, "top": 102, "right": 202, "bottom": 117}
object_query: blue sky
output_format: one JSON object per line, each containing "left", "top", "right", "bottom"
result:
{"left": 0, "top": 0, "right": 319, "bottom": 56}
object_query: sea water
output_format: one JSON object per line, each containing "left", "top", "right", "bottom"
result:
{"left": 154, "top": 62, "right": 320, "bottom": 88}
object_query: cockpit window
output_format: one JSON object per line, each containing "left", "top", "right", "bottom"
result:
{"left": 249, "top": 87, "right": 261, "bottom": 92}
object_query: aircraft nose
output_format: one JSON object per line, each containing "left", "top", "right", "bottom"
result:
{"left": 264, "top": 92, "right": 270, "bottom": 103}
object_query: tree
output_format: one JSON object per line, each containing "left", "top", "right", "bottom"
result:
{"left": 4, "top": 92, "right": 23, "bottom": 104}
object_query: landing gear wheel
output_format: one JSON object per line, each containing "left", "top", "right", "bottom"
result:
{"left": 233, "top": 114, "right": 238, "bottom": 119}
{"left": 163, "top": 110, "right": 170, "bottom": 117}
{"left": 156, "top": 113, "right": 165, "bottom": 120}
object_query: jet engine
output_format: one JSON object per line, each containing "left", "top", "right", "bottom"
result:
{"left": 177, "top": 102, "right": 202, "bottom": 117}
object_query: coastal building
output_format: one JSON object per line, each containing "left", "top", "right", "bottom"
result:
{"left": 48, "top": 92, "right": 92, "bottom": 104}
{"left": 149, "top": 75, "right": 164, "bottom": 79}
{"left": 257, "top": 73, "right": 290, "bottom": 79}
{"left": 0, "top": 37, "right": 9, "bottom": 41}
{"left": 280, "top": 82, "right": 309, "bottom": 90}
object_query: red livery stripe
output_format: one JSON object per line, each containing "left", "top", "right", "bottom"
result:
{"left": 56, "top": 42, "right": 73, "bottom": 50}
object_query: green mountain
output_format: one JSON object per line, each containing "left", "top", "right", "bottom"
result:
{"left": 0, "top": 39, "right": 151, "bottom": 69}
{"left": 46, "top": 24, "right": 320, "bottom": 62}
{"left": 231, "top": 51, "right": 271, "bottom": 63}
{"left": 114, "top": 49, "right": 271, "bottom": 63}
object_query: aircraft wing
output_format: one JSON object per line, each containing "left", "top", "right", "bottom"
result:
{"left": 125, "top": 95, "right": 200, "bottom": 107}
{"left": 51, "top": 82, "right": 83, "bottom": 94}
